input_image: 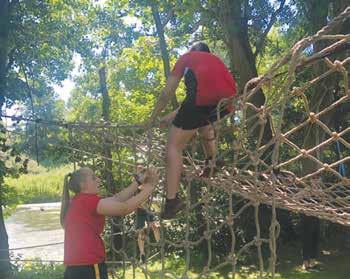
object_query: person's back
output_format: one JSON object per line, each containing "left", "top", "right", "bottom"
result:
{"left": 172, "top": 51, "right": 236, "bottom": 106}
{"left": 64, "top": 193, "right": 105, "bottom": 265}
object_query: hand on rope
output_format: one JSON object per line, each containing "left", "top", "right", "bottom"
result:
{"left": 143, "top": 116, "right": 170, "bottom": 130}
{"left": 159, "top": 109, "right": 178, "bottom": 129}
{"left": 159, "top": 116, "right": 170, "bottom": 129}
{"left": 143, "top": 108, "right": 179, "bottom": 130}
{"left": 135, "top": 165, "right": 159, "bottom": 190}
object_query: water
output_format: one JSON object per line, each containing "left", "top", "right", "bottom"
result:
{"left": 5, "top": 202, "right": 64, "bottom": 262}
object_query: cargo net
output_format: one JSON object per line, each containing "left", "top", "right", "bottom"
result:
{"left": 3, "top": 6, "right": 350, "bottom": 279}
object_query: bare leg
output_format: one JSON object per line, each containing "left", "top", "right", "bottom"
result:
{"left": 137, "top": 229, "right": 146, "bottom": 256}
{"left": 150, "top": 222, "right": 160, "bottom": 242}
{"left": 198, "top": 124, "right": 216, "bottom": 159}
{"left": 166, "top": 125, "right": 197, "bottom": 199}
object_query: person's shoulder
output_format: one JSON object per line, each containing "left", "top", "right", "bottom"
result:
{"left": 176, "top": 51, "right": 223, "bottom": 66}
{"left": 186, "top": 51, "right": 212, "bottom": 57}
{"left": 207, "top": 52, "right": 224, "bottom": 61}
{"left": 192, "top": 51, "right": 223, "bottom": 62}
{"left": 177, "top": 51, "right": 192, "bottom": 61}
{"left": 76, "top": 193, "right": 101, "bottom": 203}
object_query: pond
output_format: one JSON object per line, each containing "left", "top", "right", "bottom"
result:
{"left": 5, "top": 202, "right": 64, "bottom": 262}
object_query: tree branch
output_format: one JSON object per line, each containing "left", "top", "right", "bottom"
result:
{"left": 254, "top": 0, "right": 286, "bottom": 58}
{"left": 5, "top": 47, "right": 15, "bottom": 72}
{"left": 9, "top": 0, "right": 19, "bottom": 11}
{"left": 187, "top": 20, "right": 201, "bottom": 34}
{"left": 161, "top": 9, "right": 173, "bottom": 29}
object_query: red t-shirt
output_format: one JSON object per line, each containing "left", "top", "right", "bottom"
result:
{"left": 171, "top": 51, "right": 237, "bottom": 106}
{"left": 64, "top": 193, "right": 105, "bottom": 265}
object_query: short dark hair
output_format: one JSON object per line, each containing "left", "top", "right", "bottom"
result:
{"left": 190, "top": 42, "right": 211, "bottom": 53}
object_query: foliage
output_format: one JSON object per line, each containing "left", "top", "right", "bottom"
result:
{"left": 5, "top": 164, "right": 73, "bottom": 205}
{"left": 2, "top": 0, "right": 350, "bottom": 277}
{"left": 3, "top": 0, "right": 92, "bottom": 108}
{"left": 9, "top": 260, "right": 65, "bottom": 279}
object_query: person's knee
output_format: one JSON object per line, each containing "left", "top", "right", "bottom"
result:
{"left": 199, "top": 125, "right": 214, "bottom": 134}
{"left": 138, "top": 230, "right": 146, "bottom": 241}
{"left": 166, "top": 143, "right": 182, "bottom": 159}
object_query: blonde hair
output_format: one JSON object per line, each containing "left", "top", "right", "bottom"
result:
{"left": 60, "top": 167, "right": 91, "bottom": 228}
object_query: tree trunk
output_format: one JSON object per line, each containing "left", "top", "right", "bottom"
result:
{"left": 98, "top": 66, "right": 122, "bottom": 259}
{"left": 0, "top": 182, "right": 11, "bottom": 277}
{"left": 300, "top": 1, "right": 339, "bottom": 176}
{"left": 99, "top": 66, "right": 110, "bottom": 123}
{"left": 0, "top": 0, "right": 9, "bottom": 106}
{"left": 218, "top": 0, "right": 273, "bottom": 160}
{"left": 151, "top": 3, "right": 179, "bottom": 109}
{"left": 99, "top": 66, "right": 114, "bottom": 192}
{"left": 0, "top": 1, "right": 12, "bottom": 276}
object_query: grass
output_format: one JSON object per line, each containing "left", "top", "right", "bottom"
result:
{"left": 274, "top": 245, "right": 350, "bottom": 279}
{"left": 112, "top": 244, "right": 350, "bottom": 279}
{"left": 7, "top": 242, "right": 350, "bottom": 278}
{"left": 5, "top": 165, "right": 73, "bottom": 204}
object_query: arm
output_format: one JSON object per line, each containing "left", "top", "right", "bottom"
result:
{"left": 96, "top": 167, "right": 159, "bottom": 216}
{"left": 113, "top": 180, "right": 139, "bottom": 202}
{"left": 113, "top": 166, "right": 145, "bottom": 202}
{"left": 149, "top": 75, "right": 181, "bottom": 124}
{"left": 160, "top": 108, "right": 179, "bottom": 129}
{"left": 96, "top": 184, "right": 154, "bottom": 216}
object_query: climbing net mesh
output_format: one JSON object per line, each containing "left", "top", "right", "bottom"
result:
{"left": 3, "top": 6, "right": 350, "bottom": 279}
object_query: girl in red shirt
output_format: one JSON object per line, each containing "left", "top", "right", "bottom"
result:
{"left": 60, "top": 167, "right": 158, "bottom": 279}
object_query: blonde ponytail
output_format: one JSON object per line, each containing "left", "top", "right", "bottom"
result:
{"left": 60, "top": 167, "right": 92, "bottom": 228}
{"left": 60, "top": 173, "right": 72, "bottom": 228}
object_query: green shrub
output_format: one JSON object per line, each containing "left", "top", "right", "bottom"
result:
{"left": 5, "top": 165, "right": 73, "bottom": 204}
{"left": 9, "top": 261, "right": 64, "bottom": 279}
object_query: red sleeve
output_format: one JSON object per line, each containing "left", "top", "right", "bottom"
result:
{"left": 171, "top": 53, "right": 190, "bottom": 78}
{"left": 84, "top": 195, "right": 101, "bottom": 215}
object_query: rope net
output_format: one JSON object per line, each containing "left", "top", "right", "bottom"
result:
{"left": 3, "top": 7, "right": 350, "bottom": 279}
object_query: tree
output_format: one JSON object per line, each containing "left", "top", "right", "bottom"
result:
{"left": 289, "top": 1, "right": 350, "bottom": 176}
{"left": 0, "top": 0, "right": 91, "bottom": 275}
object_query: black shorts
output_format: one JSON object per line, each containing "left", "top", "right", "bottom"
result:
{"left": 64, "top": 262, "right": 108, "bottom": 279}
{"left": 173, "top": 99, "right": 230, "bottom": 130}
{"left": 135, "top": 208, "right": 156, "bottom": 230}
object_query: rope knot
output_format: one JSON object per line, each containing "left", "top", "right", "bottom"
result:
{"left": 300, "top": 149, "right": 308, "bottom": 156}
{"left": 323, "top": 163, "right": 331, "bottom": 171}
{"left": 309, "top": 112, "right": 317, "bottom": 123}
{"left": 292, "top": 86, "right": 304, "bottom": 96}
{"left": 333, "top": 60, "right": 345, "bottom": 71}
{"left": 332, "top": 132, "right": 340, "bottom": 139}
{"left": 226, "top": 216, "right": 233, "bottom": 226}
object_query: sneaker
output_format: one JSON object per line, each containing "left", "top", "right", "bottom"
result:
{"left": 161, "top": 196, "right": 186, "bottom": 220}
{"left": 140, "top": 254, "right": 146, "bottom": 264}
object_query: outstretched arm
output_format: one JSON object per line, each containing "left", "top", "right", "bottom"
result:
{"left": 97, "top": 186, "right": 153, "bottom": 216}
{"left": 113, "top": 180, "right": 139, "bottom": 202}
{"left": 96, "top": 168, "right": 159, "bottom": 216}
{"left": 114, "top": 165, "right": 147, "bottom": 202}
{"left": 159, "top": 108, "right": 179, "bottom": 128}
